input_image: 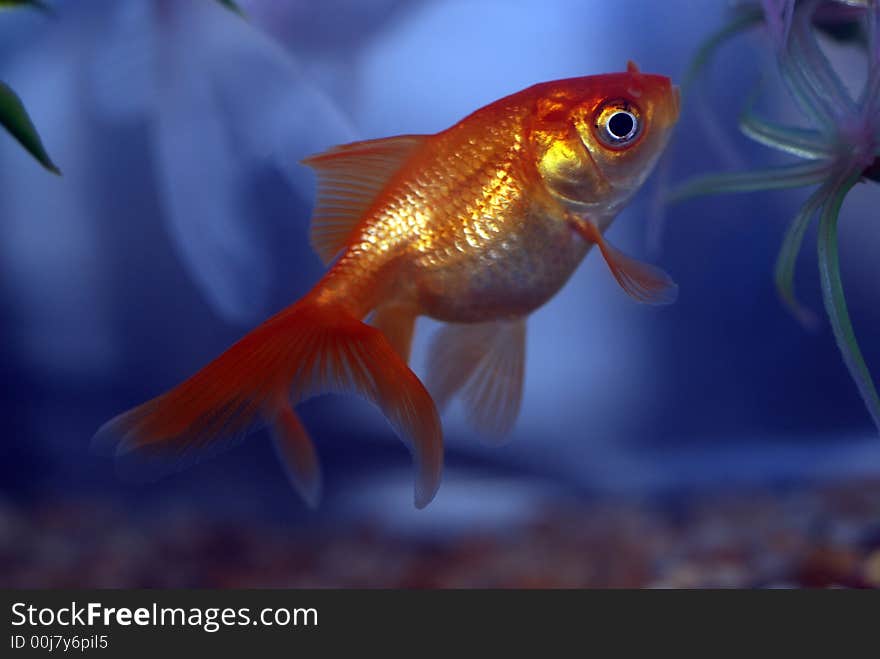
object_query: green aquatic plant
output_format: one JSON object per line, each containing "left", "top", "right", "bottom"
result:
{"left": 215, "top": 0, "right": 246, "bottom": 18}
{"left": 0, "top": 1, "right": 51, "bottom": 13}
{"left": 0, "top": 82, "right": 59, "bottom": 174}
{"left": 671, "top": 0, "right": 880, "bottom": 431}
{"left": 682, "top": 0, "right": 868, "bottom": 92}
{"left": 0, "top": 0, "right": 58, "bottom": 173}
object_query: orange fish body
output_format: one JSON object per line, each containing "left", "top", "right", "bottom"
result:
{"left": 96, "top": 63, "right": 680, "bottom": 508}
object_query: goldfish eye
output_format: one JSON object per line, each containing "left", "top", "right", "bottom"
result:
{"left": 594, "top": 100, "right": 641, "bottom": 148}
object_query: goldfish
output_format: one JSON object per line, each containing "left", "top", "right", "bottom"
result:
{"left": 95, "top": 62, "right": 680, "bottom": 508}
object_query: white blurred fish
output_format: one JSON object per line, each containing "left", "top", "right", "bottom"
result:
{"left": 90, "top": 0, "right": 358, "bottom": 322}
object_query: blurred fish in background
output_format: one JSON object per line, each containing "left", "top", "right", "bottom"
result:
{"left": 90, "top": 0, "right": 361, "bottom": 322}
{"left": 2, "top": 0, "right": 880, "bottom": 588}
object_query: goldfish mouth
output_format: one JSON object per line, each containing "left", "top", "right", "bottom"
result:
{"left": 671, "top": 85, "right": 681, "bottom": 121}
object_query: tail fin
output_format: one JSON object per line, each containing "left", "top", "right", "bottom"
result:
{"left": 93, "top": 299, "right": 443, "bottom": 508}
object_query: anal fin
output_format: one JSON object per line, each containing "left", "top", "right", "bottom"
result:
{"left": 268, "top": 397, "right": 321, "bottom": 508}
{"left": 370, "top": 303, "right": 418, "bottom": 363}
{"left": 426, "top": 319, "right": 526, "bottom": 443}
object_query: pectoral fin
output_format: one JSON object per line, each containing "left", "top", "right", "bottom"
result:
{"left": 571, "top": 217, "right": 678, "bottom": 305}
{"left": 426, "top": 319, "right": 526, "bottom": 442}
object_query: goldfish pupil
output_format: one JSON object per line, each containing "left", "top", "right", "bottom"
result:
{"left": 608, "top": 112, "right": 636, "bottom": 139}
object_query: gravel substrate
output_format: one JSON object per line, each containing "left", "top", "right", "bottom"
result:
{"left": 2, "top": 479, "right": 880, "bottom": 588}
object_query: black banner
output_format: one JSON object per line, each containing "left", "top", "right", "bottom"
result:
{"left": 2, "top": 589, "right": 878, "bottom": 654}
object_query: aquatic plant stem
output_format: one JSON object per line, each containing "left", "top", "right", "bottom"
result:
{"left": 787, "top": 0, "right": 858, "bottom": 120}
{"left": 667, "top": 161, "right": 831, "bottom": 203}
{"left": 681, "top": 6, "right": 764, "bottom": 95}
{"left": 817, "top": 171, "right": 880, "bottom": 432}
{"left": 774, "top": 183, "right": 831, "bottom": 328}
{"left": 739, "top": 113, "right": 831, "bottom": 159}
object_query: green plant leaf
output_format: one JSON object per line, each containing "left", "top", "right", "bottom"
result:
{"left": 215, "top": 0, "right": 245, "bottom": 18}
{"left": 816, "top": 170, "right": 880, "bottom": 433}
{"left": 783, "top": 3, "right": 857, "bottom": 125}
{"left": 773, "top": 183, "right": 830, "bottom": 329}
{"left": 739, "top": 112, "right": 831, "bottom": 160}
{"left": 666, "top": 161, "right": 831, "bottom": 204}
{"left": 0, "top": 81, "right": 60, "bottom": 174}
{"left": 681, "top": 6, "right": 763, "bottom": 96}
{"left": 0, "top": 0, "right": 52, "bottom": 14}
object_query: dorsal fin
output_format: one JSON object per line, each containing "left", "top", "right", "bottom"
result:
{"left": 301, "top": 134, "right": 429, "bottom": 264}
